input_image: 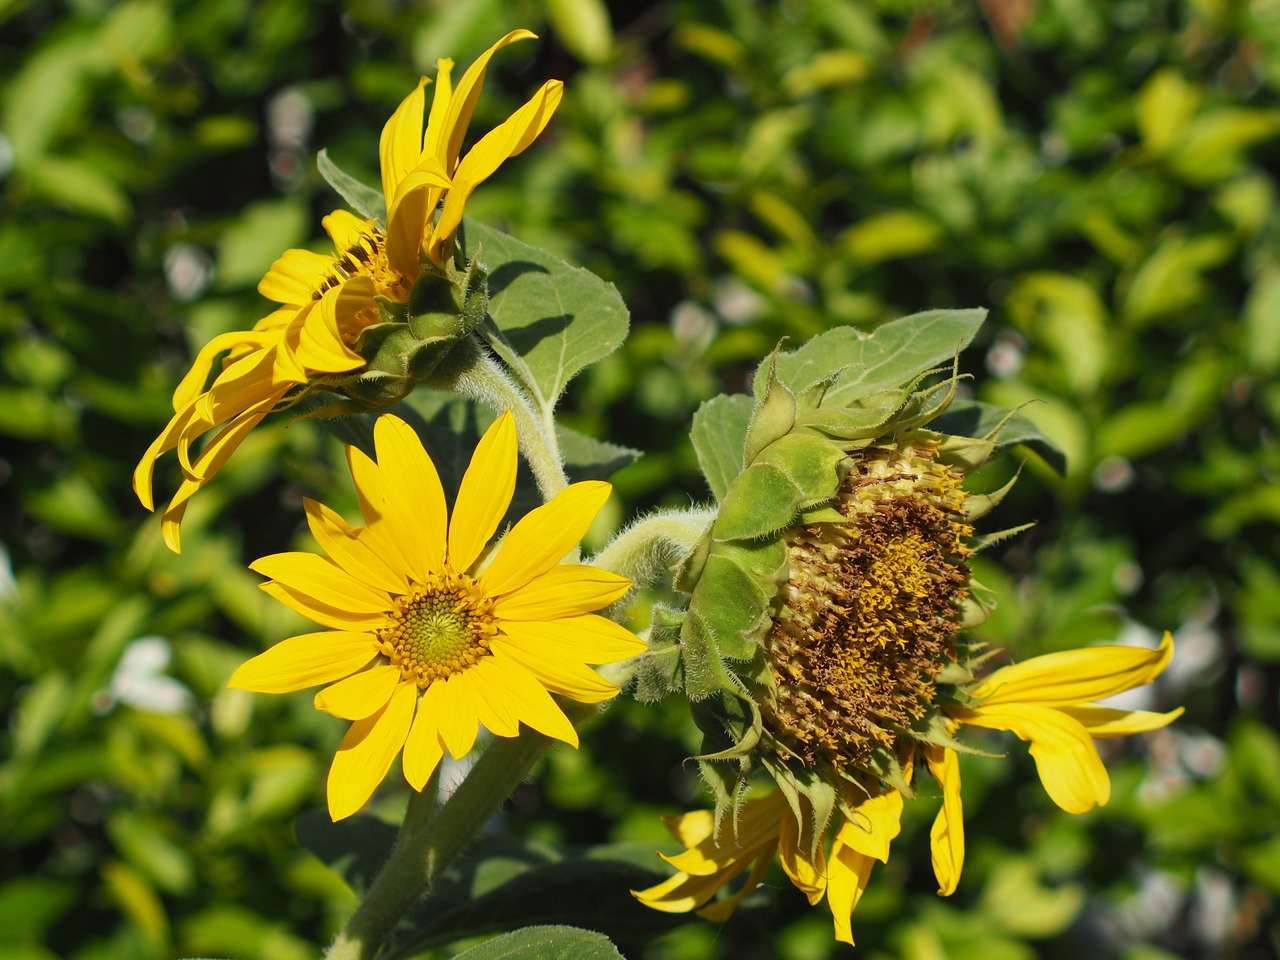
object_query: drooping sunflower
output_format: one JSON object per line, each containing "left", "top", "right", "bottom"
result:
{"left": 135, "top": 30, "right": 562, "bottom": 552}
{"left": 229, "top": 412, "right": 644, "bottom": 821}
{"left": 632, "top": 316, "right": 1181, "bottom": 944}
{"left": 634, "top": 634, "right": 1180, "bottom": 943}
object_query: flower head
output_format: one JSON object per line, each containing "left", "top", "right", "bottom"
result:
{"left": 228, "top": 411, "right": 644, "bottom": 821}
{"left": 635, "top": 324, "right": 1181, "bottom": 943}
{"left": 135, "top": 30, "right": 563, "bottom": 552}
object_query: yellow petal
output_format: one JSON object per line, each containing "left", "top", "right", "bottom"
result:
{"left": 303, "top": 498, "right": 409, "bottom": 596}
{"left": 379, "top": 77, "right": 430, "bottom": 204}
{"left": 228, "top": 631, "right": 380, "bottom": 693}
{"left": 448, "top": 410, "right": 517, "bottom": 572}
{"left": 490, "top": 636, "right": 619, "bottom": 703}
{"left": 385, "top": 178, "right": 431, "bottom": 280}
{"left": 323, "top": 209, "right": 370, "bottom": 254}
{"left": 422, "top": 57, "right": 455, "bottom": 166}
{"left": 161, "top": 398, "right": 283, "bottom": 553}
{"left": 439, "top": 29, "right": 538, "bottom": 170}
{"left": 462, "top": 657, "right": 522, "bottom": 737}
{"left": 480, "top": 655, "right": 578, "bottom": 747}
{"left": 372, "top": 414, "right": 448, "bottom": 579}
{"left": 314, "top": 664, "right": 402, "bottom": 720}
{"left": 173, "top": 330, "right": 273, "bottom": 412}
{"left": 402, "top": 692, "right": 447, "bottom": 791}
{"left": 481, "top": 480, "right": 612, "bottom": 597}
{"left": 260, "top": 581, "right": 386, "bottom": 631}
{"left": 696, "top": 849, "right": 775, "bottom": 922}
{"left": 925, "top": 745, "right": 964, "bottom": 896}
{"left": 346, "top": 445, "right": 419, "bottom": 577}
{"left": 632, "top": 865, "right": 740, "bottom": 914}
{"left": 259, "top": 248, "right": 332, "bottom": 305}
{"left": 832, "top": 789, "right": 902, "bottom": 863}
{"left": 492, "top": 614, "right": 646, "bottom": 665}
{"left": 826, "top": 842, "right": 874, "bottom": 946}
{"left": 974, "top": 632, "right": 1174, "bottom": 708}
{"left": 296, "top": 290, "right": 364, "bottom": 373}
{"left": 326, "top": 680, "right": 416, "bottom": 821}
{"left": 431, "top": 80, "right": 563, "bottom": 254}
{"left": 493, "top": 565, "right": 630, "bottom": 621}
{"left": 251, "top": 552, "right": 392, "bottom": 615}
{"left": 963, "top": 702, "right": 1111, "bottom": 814}
{"left": 662, "top": 809, "right": 715, "bottom": 848}
{"left": 134, "top": 401, "right": 197, "bottom": 511}
{"left": 778, "top": 804, "right": 827, "bottom": 905}
{"left": 433, "top": 673, "right": 481, "bottom": 758}
{"left": 1059, "top": 704, "right": 1185, "bottom": 737}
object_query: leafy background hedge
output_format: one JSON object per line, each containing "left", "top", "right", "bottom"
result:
{"left": 2, "top": 0, "right": 1277, "bottom": 957}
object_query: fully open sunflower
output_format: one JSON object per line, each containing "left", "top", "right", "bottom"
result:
{"left": 135, "top": 30, "right": 561, "bottom": 552}
{"left": 229, "top": 412, "right": 644, "bottom": 821}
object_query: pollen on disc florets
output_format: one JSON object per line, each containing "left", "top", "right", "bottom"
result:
{"left": 312, "top": 224, "right": 413, "bottom": 311}
{"left": 761, "top": 438, "right": 973, "bottom": 777}
{"left": 378, "top": 571, "right": 498, "bottom": 687}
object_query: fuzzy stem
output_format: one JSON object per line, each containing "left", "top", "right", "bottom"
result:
{"left": 438, "top": 337, "right": 567, "bottom": 500}
{"left": 323, "top": 732, "right": 552, "bottom": 960}
{"left": 592, "top": 506, "right": 716, "bottom": 589}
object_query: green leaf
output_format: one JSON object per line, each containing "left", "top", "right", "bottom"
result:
{"left": 771, "top": 308, "right": 987, "bottom": 403}
{"left": 460, "top": 219, "right": 629, "bottom": 411}
{"left": 690, "top": 394, "right": 753, "bottom": 501}
{"left": 547, "top": 0, "right": 613, "bottom": 64}
{"left": 217, "top": 199, "right": 308, "bottom": 290}
{"left": 556, "top": 425, "right": 640, "bottom": 483}
{"left": 22, "top": 155, "right": 132, "bottom": 224}
{"left": 317, "top": 149, "right": 386, "bottom": 222}
{"left": 929, "top": 400, "right": 1067, "bottom": 475}
{"left": 384, "top": 839, "right": 680, "bottom": 958}
{"left": 448, "top": 926, "right": 623, "bottom": 960}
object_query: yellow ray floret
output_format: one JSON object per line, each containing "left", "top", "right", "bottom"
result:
{"left": 228, "top": 412, "right": 644, "bottom": 821}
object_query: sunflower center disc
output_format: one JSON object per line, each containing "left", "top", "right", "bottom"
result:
{"left": 379, "top": 572, "right": 497, "bottom": 687}
{"left": 762, "top": 443, "right": 973, "bottom": 777}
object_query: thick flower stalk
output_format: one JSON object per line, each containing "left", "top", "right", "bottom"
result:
{"left": 228, "top": 411, "right": 643, "bottom": 820}
{"left": 135, "top": 29, "right": 563, "bottom": 552}
{"left": 633, "top": 331, "right": 1181, "bottom": 944}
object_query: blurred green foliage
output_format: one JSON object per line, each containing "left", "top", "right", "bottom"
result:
{"left": 1, "top": 0, "right": 1277, "bottom": 957}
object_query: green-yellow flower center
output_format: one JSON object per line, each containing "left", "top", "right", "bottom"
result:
{"left": 762, "top": 441, "right": 972, "bottom": 777}
{"left": 378, "top": 571, "right": 497, "bottom": 687}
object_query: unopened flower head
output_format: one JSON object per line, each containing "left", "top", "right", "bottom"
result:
{"left": 635, "top": 336, "right": 1181, "bottom": 944}
{"left": 229, "top": 412, "right": 644, "bottom": 821}
{"left": 135, "top": 30, "right": 562, "bottom": 552}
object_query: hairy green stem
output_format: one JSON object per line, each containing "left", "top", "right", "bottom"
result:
{"left": 323, "top": 732, "right": 552, "bottom": 960}
{"left": 592, "top": 506, "right": 716, "bottom": 589}
{"left": 444, "top": 338, "right": 567, "bottom": 501}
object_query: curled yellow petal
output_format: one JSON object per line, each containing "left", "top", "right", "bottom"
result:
{"left": 925, "top": 745, "right": 965, "bottom": 896}
{"left": 964, "top": 702, "right": 1111, "bottom": 814}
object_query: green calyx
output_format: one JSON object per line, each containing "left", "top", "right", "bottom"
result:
{"left": 295, "top": 255, "right": 490, "bottom": 418}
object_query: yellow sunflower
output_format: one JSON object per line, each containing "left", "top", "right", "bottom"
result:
{"left": 134, "top": 29, "right": 562, "bottom": 553}
{"left": 228, "top": 411, "right": 644, "bottom": 821}
{"left": 634, "top": 634, "right": 1181, "bottom": 944}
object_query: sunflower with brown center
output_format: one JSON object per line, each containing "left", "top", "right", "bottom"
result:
{"left": 633, "top": 334, "right": 1181, "bottom": 945}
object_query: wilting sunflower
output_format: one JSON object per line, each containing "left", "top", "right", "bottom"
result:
{"left": 634, "top": 634, "right": 1180, "bottom": 943}
{"left": 632, "top": 323, "right": 1180, "bottom": 944}
{"left": 229, "top": 412, "right": 644, "bottom": 821}
{"left": 134, "top": 29, "right": 562, "bottom": 552}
